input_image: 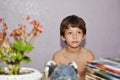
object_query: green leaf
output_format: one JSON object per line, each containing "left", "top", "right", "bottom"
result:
{"left": 10, "top": 55, "right": 16, "bottom": 60}
{"left": 12, "top": 41, "right": 33, "bottom": 52}
{"left": 0, "top": 66, "right": 4, "bottom": 73}
{"left": 0, "top": 47, "right": 6, "bottom": 56}
{"left": 12, "top": 41, "right": 23, "bottom": 50}
{"left": 10, "top": 52, "right": 23, "bottom": 61}
{"left": 24, "top": 43, "right": 33, "bottom": 52}
{"left": 23, "top": 56, "right": 31, "bottom": 64}
{"left": 16, "top": 52, "right": 23, "bottom": 60}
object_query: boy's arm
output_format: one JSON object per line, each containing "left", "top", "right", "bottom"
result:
{"left": 52, "top": 53, "right": 61, "bottom": 64}
{"left": 52, "top": 53, "right": 61, "bottom": 65}
{"left": 88, "top": 50, "right": 95, "bottom": 60}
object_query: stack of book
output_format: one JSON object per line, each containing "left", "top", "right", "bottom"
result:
{"left": 85, "top": 57, "right": 120, "bottom": 80}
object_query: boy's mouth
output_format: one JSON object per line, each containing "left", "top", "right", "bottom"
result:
{"left": 72, "top": 41, "right": 78, "bottom": 43}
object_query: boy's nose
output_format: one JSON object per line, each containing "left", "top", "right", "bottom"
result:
{"left": 73, "top": 33, "right": 77, "bottom": 39}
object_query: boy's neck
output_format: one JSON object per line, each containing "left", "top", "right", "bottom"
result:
{"left": 65, "top": 46, "right": 82, "bottom": 54}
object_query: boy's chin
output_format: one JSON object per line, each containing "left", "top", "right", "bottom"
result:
{"left": 69, "top": 45, "right": 81, "bottom": 49}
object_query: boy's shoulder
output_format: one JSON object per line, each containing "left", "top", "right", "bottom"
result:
{"left": 82, "top": 48, "right": 95, "bottom": 59}
{"left": 83, "top": 48, "right": 93, "bottom": 54}
{"left": 52, "top": 49, "right": 65, "bottom": 64}
{"left": 54, "top": 49, "right": 64, "bottom": 57}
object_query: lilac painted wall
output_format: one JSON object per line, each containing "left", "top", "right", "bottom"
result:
{"left": 0, "top": 0, "right": 120, "bottom": 72}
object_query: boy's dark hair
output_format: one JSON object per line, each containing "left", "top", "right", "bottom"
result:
{"left": 60, "top": 15, "right": 86, "bottom": 36}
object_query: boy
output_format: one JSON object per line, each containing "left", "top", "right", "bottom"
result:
{"left": 52, "top": 15, "right": 95, "bottom": 80}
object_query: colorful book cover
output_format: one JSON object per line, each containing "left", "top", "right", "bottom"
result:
{"left": 86, "top": 64, "right": 120, "bottom": 78}
{"left": 94, "top": 71, "right": 120, "bottom": 80}
{"left": 86, "top": 66, "right": 120, "bottom": 80}
{"left": 100, "top": 57, "right": 120, "bottom": 65}
{"left": 85, "top": 70, "right": 106, "bottom": 80}
{"left": 88, "top": 59, "right": 120, "bottom": 74}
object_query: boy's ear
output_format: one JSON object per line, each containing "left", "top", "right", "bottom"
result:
{"left": 61, "top": 36, "right": 66, "bottom": 41}
{"left": 82, "top": 35, "right": 86, "bottom": 40}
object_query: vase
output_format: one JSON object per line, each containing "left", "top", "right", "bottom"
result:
{"left": 0, "top": 67, "right": 42, "bottom": 80}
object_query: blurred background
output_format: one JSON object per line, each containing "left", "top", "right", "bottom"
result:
{"left": 0, "top": 0, "right": 120, "bottom": 72}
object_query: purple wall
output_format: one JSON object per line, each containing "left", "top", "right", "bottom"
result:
{"left": 0, "top": 0, "right": 120, "bottom": 72}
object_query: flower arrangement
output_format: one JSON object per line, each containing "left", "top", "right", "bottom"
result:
{"left": 0, "top": 16, "right": 43, "bottom": 75}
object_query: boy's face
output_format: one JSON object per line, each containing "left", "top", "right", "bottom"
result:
{"left": 61, "top": 26, "right": 85, "bottom": 48}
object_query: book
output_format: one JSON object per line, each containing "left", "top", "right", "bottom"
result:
{"left": 86, "top": 72, "right": 106, "bottom": 80}
{"left": 85, "top": 58, "right": 120, "bottom": 80}
{"left": 89, "top": 59, "right": 120, "bottom": 74}
{"left": 100, "top": 57, "right": 120, "bottom": 65}
{"left": 85, "top": 73, "right": 105, "bottom": 80}
{"left": 86, "top": 65, "right": 120, "bottom": 80}
{"left": 94, "top": 71, "right": 120, "bottom": 80}
{"left": 86, "top": 64, "right": 120, "bottom": 78}
{"left": 85, "top": 66, "right": 106, "bottom": 80}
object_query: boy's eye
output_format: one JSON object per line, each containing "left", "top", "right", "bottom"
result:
{"left": 68, "top": 32, "right": 72, "bottom": 35}
{"left": 77, "top": 31, "right": 81, "bottom": 34}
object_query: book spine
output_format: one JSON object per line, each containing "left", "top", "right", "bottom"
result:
{"left": 86, "top": 66, "right": 120, "bottom": 80}
{"left": 89, "top": 62, "right": 120, "bottom": 74}
{"left": 100, "top": 57, "right": 120, "bottom": 66}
